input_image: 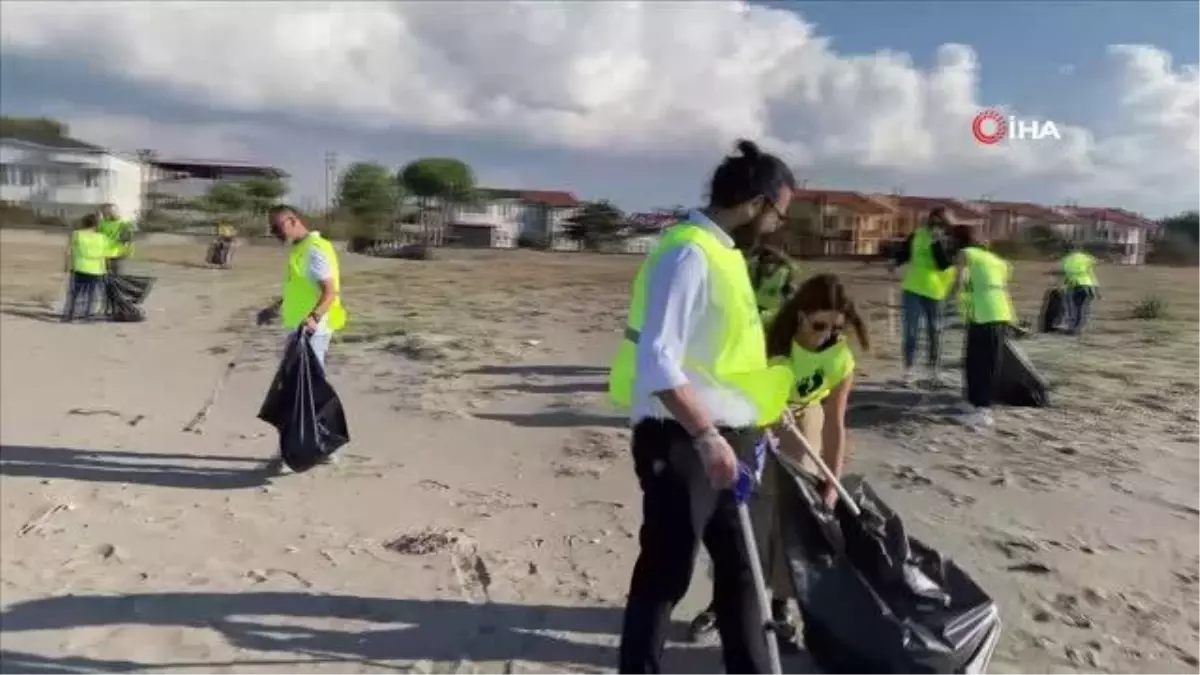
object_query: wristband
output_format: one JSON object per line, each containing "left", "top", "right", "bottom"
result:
{"left": 692, "top": 426, "right": 721, "bottom": 444}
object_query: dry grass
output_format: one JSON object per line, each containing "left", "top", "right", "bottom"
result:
{"left": 3, "top": 231, "right": 1195, "bottom": 411}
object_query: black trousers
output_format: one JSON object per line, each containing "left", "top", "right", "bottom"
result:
{"left": 618, "top": 419, "right": 770, "bottom": 674}
{"left": 62, "top": 272, "right": 103, "bottom": 321}
{"left": 964, "top": 322, "right": 1006, "bottom": 408}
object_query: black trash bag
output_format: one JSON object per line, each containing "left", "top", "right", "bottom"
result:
{"left": 1039, "top": 288, "right": 1066, "bottom": 333}
{"left": 103, "top": 274, "right": 155, "bottom": 322}
{"left": 993, "top": 337, "right": 1050, "bottom": 407}
{"left": 207, "top": 240, "right": 235, "bottom": 267}
{"left": 257, "top": 331, "right": 350, "bottom": 472}
{"left": 778, "top": 468, "right": 1002, "bottom": 674}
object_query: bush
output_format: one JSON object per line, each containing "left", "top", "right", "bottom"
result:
{"left": 1130, "top": 295, "right": 1167, "bottom": 320}
{"left": 1147, "top": 232, "right": 1199, "bottom": 266}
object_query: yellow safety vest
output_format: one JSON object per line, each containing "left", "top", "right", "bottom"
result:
{"left": 99, "top": 218, "right": 133, "bottom": 258}
{"left": 72, "top": 229, "right": 110, "bottom": 276}
{"left": 608, "top": 223, "right": 794, "bottom": 427}
{"left": 962, "top": 246, "right": 1014, "bottom": 324}
{"left": 772, "top": 336, "right": 856, "bottom": 407}
{"left": 1062, "top": 251, "right": 1097, "bottom": 287}
{"left": 753, "top": 263, "right": 795, "bottom": 326}
{"left": 281, "top": 233, "right": 347, "bottom": 331}
{"left": 902, "top": 226, "right": 956, "bottom": 301}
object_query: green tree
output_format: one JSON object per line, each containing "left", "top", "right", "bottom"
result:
{"left": 562, "top": 200, "right": 627, "bottom": 250}
{"left": 241, "top": 175, "right": 289, "bottom": 215}
{"left": 203, "top": 182, "right": 250, "bottom": 214}
{"left": 1159, "top": 210, "right": 1199, "bottom": 244}
{"left": 0, "top": 116, "right": 69, "bottom": 142}
{"left": 398, "top": 157, "right": 476, "bottom": 202}
{"left": 337, "top": 162, "right": 400, "bottom": 234}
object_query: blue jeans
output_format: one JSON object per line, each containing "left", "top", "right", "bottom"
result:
{"left": 62, "top": 272, "right": 102, "bottom": 322}
{"left": 901, "top": 290, "right": 944, "bottom": 370}
{"left": 285, "top": 329, "right": 331, "bottom": 370}
{"left": 1068, "top": 286, "right": 1095, "bottom": 334}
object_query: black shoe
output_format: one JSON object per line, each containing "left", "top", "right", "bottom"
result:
{"left": 687, "top": 608, "right": 718, "bottom": 643}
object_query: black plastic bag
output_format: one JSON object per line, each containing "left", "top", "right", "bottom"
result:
{"left": 778, "top": 468, "right": 1001, "bottom": 674}
{"left": 1039, "top": 288, "right": 1066, "bottom": 333}
{"left": 207, "top": 240, "right": 234, "bottom": 267}
{"left": 993, "top": 338, "right": 1050, "bottom": 407}
{"left": 103, "top": 274, "right": 155, "bottom": 322}
{"left": 257, "top": 331, "right": 350, "bottom": 472}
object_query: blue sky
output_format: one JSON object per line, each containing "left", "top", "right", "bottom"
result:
{"left": 0, "top": 1, "right": 1196, "bottom": 215}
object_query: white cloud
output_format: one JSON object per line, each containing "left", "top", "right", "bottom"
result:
{"left": 40, "top": 105, "right": 267, "bottom": 161}
{"left": 1, "top": 1, "right": 1195, "bottom": 214}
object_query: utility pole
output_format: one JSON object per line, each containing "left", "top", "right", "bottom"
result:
{"left": 324, "top": 151, "right": 338, "bottom": 229}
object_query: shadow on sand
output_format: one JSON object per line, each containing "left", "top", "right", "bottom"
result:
{"left": 0, "top": 445, "right": 273, "bottom": 491}
{"left": 0, "top": 591, "right": 818, "bottom": 673}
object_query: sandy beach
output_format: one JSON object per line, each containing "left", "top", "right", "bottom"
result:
{"left": 1, "top": 229, "right": 1196, "bottom": 674}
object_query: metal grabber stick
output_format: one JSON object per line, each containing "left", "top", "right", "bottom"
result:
{"left": 734, "top": 436, "right": 783, "bottom": 675}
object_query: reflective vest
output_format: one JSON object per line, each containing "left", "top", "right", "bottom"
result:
{"left": 773, "top": 336, "right": 856, "bottom": 407}
{"left": 281, "top": 233, "right": 347, "bottom": 332}
{"left": 1062, "top": 251, "right": 1097, "bottom": 287}
{"left": 962, "top": 246, "right": 1014, "bottom": 324}
{"left": 72, "top": 229, "right": 109, "bottom": 276}
{"left": 902, "top": 226, "right": 955, "bottom": 301}
{"left": 99, "top": 218, "right": 133, "bottom": 258}
{"left": 752, "top": 260, "right": 796, "bottom": 326}
{"left": 608, "top": 223, "right": 794, "bottom": 427}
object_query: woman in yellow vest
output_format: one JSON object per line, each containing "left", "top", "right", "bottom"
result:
{"left": 62, "top": 213, "right": 110, "bottom": 322}
{"left": 947, "top": 225, "right": 1015, "bottom": 429}
{"left": 689, "top": 272, "right": 870, "bottom": 650}
{"left": 748, "top": 243, "right": 800, "bottom": 328}
{"left": 609, "top": 139, "right": 797, "bottom": 673}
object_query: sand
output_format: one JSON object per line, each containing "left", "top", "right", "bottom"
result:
{"left": 0, "top": 229, "right": 1196, "bottom": 674}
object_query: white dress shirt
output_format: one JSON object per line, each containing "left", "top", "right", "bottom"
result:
{"left": 630, "top": 210, "right": 759, "bottom": 428}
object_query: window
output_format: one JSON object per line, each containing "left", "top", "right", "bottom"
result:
{"left": 19, "top": 168, "right": 35, "bottom": 186}
{"left": 0, "top": 164, "right": 11, "bottom": 186}
{"left": 85, "top": 170, "right": 101, "bottom": 188}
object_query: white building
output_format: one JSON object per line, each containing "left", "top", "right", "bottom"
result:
{"left": 449, "top": 188, "right": 581, "bottom": 248}
{"left": 0, "top": 134, "right": 145, "bottom": 223}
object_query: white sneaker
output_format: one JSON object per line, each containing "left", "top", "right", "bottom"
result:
{"left": 928, "top": 370, "right": 947, "bottom": 388}
{"left": 900, "top": 369, "right": 917, "bottom": 387}
{"left": 959, "top": 409, "right": 994, "bottom": 429}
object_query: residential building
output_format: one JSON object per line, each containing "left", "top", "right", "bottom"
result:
{"left": 448, "top": 187, "right": 581, "bottom": 248}
{"left": 970, "top": 200, "right": 1078, "bottom": 241}
{"left": 787, "top": 188, "right": 899, "bottom": 256}
{"left": 1060, "top": 206, "right": 1153, "bottom": 265}
{"left": 0, "top": 132, "right": 145, "bottom": 223}
{"left": 889, "top": 195, "right": 988, "bottom": 235}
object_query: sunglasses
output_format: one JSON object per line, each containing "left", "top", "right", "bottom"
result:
{"left": 806, "top": 318, "right": 845, "bottom": 333}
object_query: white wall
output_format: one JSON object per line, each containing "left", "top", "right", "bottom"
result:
{"left": 0, "top": 140, "right": 145, "bottom": 221}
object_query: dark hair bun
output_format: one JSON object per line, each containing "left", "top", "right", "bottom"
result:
{"left": 735, "top": 139, "right": 761, "bottom": 160}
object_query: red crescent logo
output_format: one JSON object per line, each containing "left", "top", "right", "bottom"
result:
{"left": 972, "top": 110, "right": 1007, "bottom": 145}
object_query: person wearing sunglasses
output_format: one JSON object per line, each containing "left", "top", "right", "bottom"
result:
{"left": 609, "top": 139, "right": 797, "bottom": 674}
{"left": 687, "top": 272, "right": 870, "bottom": 651}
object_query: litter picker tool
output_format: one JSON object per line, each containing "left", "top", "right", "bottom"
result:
{"left": 733, "top": 438, "right": 784, "bottom": 675}
{"left": 772, "top": 410, "right": 861, "bottom": 517}
{"left": 182, "top": 335, "right": 254, "bottom": 434}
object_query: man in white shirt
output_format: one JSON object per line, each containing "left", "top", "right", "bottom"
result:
{"left": 615, "top": 140, "right": 797, "bottom": 674}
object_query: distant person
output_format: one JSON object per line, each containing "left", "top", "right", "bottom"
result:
{"left": 747, "top": 239, "right": 800, "bottom": 328}
{"left": 98, "top": 203, "right": 134, "bottom": 275}
{"left": 608, "top": 139, "right": 797, "bottom": 674}
{"left": 947, "top": 225, "right": 1015, "bottom": 429}
{"left": 1060, "top": 243, "right": 1099, "bottom": 335}
{"left": 62, "top": 214, "right": 110, "bottom": 323}
{"left": 689, "top": 272, "right": 870, "bottom": 652}
{"left": 890, "top": 207, "right": 956, "bottom": 386}
{"left": 211, "top": 222, "right": 238, "bottom": 268}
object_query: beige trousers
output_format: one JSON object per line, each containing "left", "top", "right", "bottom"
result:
{"left": 751, "top": 403, "right": 824, "bottom": 598}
